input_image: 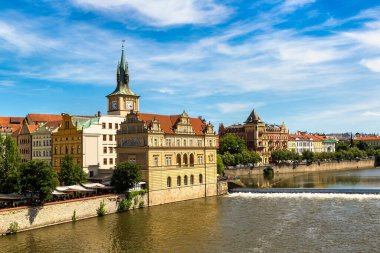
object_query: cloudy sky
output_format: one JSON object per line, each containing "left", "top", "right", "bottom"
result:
{"left": 1, "top": 0, "right": 380, "bottom": 133}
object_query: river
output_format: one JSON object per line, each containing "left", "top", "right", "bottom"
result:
{"left": 1, "top": 168, "right": 380, "bottom": 252}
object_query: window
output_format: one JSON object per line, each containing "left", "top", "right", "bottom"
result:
{"left": 115, "top": 123, "right": 118, "bottom": 129}
{"left": 190, "top": 175, "right": 194, "bottom": 185}
{"left": 103, "top": 134, "right": 107, "bottom": 141}
{"left": 165, "top": 156, "right": 172, "bottom": 166}
{"left": 183, "top": 154, "right": 188, "bottom": 166}
{"left": 153, "top": 156, "right": 159, "bottom": 166}
{"left": 209, "top": 140, "right": 212, "bottom": 146}
{"left": 154, "top": 139, "right": 158, "bottom": 146}
{"left": 103, "top": 158, "right": 107, "bottom": 165}
{"left": 189, "top": 140, "right": 193, "bottom": 146}
{"left": 77, "top": 159, "right": 81, "bottom": 165}
{"left": 129, "top": 156, "right": 136, "bottom": 163}
{"left": 177, "top": 139, "right": 180, "bottom": 147}
{"left": 103, "top": 147, "right": 107, "bottom": 153}
{"left": 78, "top": 146, "right": 81, "bottom": 154}
{"left": 199, "top": 174, "right": 203, "bottom": 184}
{"left": 176, "top": 154, "right": 181, "bottom": 167}
{"left": 109, "top": 123, "right": 112, "bottom": 129}
{"left": 184, "top": 175, "right": 188, "bottom": 185}
{"left": 167, "top": 177, "right": 171, "bottom": 187}
{"left": 65, "top": 121, "right": 70, "bottom": 128}
{"left": 177, "top": 176, "right": 181, "bottom": 186}
{"left": 183, "top": 139, "right": 187, "bottom": 146}
{"left": 198, "top": 155, "right": 203, "bottom": 164}
{"left": 110, "top": 158, "right": 113, "bottom": 165}
{"left": 109, "top": 147, "right": 113, "bottom": 153}
{"left": 165, "top": 139, "right": 172, "bottom": 146}
{"left": 71, "top": 146, "right": 75, "bottom": 154}
{"left": 197, "top": 140, "right": 202, "bottom": 147}
{"left": 109, "top": 135, "right": 113, "bottom": 141}
{"left": 102, "top": 123, "right": 106, "bottom": 129}
{"left": 190, "top": 154, "right": 194, "bottom": 167}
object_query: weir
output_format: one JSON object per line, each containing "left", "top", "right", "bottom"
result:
{"left": 230, "top": 188, "right": 380, "bottom": 194}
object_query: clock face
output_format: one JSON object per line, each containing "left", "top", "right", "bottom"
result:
{"left": 126, "top": 101, "right": 133, "bottom": 110}
{"left": 111, "top": 101, "right": 117, "bottom": 110}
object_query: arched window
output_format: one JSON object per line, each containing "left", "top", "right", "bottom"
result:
{"left": 184, "top": 175, "right": 188, "bottom": 185}
{"left": 167, "top": 177, "right": 171, "bottom": 187}
{"left": 177, "top": 176, "right": 181, "bottom": 186}
{"left": 65, "top": 146, "right": 68, "bottom": 154}
{"left": 190, "top": 154, "right": 194, "bottom": 167}
{"left": 183, "top": 154, "right": 188, "bottom": 166}
{"left": 176, "top": 154, "right": 181, "bottom": 167}
{"left": 77, "top": 146, "right": 81, "bottom": 154}
{"left": 190, "top": 175, "right": 194, "bottom": 185}
{"left": 71, "top": 146, "right": 75, "bottom": 154}
{"left": 199, "top": 174, "right": 203, "bottom": 184}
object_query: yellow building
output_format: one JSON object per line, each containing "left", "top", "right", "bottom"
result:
{"left": 117, "top": 111, "right": 218, "bottom": 206}
{"left": 354, "top": 136, "right": 380, "bottom": 148}
{"left": 52, "top": 113, "right": 94, "bottom": 172}
{"left": 112, "top": 46, "right": 218, "bottom": 206}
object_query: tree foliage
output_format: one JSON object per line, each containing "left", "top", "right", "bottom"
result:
{"left": 59, "top": 155, "right": 87, "bottom": 186}
{"left": 0, "top": 135, "right": 22, "bottom": 193}
{"left": 216, "top": 154, "right": 224, "bottom": 175}
{"left": 111, "top": 162, "right": 142, "bottom": 193}
{"left": 20, "top": 160, "right": 58, "bottom": 202}
{"left": 219, "top": 135, "right": 247, "bottom": 155}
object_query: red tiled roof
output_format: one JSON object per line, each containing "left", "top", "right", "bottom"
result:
{"left": 355, "top": 136, "right": 380, "bottom": 141}
{"left": 0, "top": 116, "right": 24, "bottom": 133}
{"left": 137, "top": 113, "right": 206, "bottom": 135}
{"left": 27, "top": 114, "right": 62, "bottom": 123}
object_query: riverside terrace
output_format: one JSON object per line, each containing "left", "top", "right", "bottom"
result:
{"left": 0, "top": 183, "right": 118, "bottom": 209}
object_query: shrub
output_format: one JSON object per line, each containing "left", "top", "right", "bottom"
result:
{"left": 8, "top": 222, "right": 19, "bottom": 234}
{"left": 118, "top": 199, "right": 132, "bottom": 212}
{"left": 96, "top": 201, "right": 106, "bottom": 216}
{"left": 139, "top": 201, "right": 145, "bottom": 208}
{"left": 263, "top": 166, "right": 274, "bottom": 175}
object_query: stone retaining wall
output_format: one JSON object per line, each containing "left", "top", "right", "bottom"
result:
{"left": 0, "top": 194, "right": 147, "bottom": 235}
{"left": 225, "top": 159, "right": 376, "bottom": 177}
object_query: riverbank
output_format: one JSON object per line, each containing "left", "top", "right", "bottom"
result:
{"left": 0, "top": 193, "right": 147, "bottom": 235}
{"left": 225, "top": 159, "right": 375, "bottom": 177}
{"left": 0, "top": 181, "right": 228, "bottom": 235}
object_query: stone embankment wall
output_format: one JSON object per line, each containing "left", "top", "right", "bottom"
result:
{"left": 225, "top": 159, "right": 376, "bottom": 177}
{"left": 0, "top": 194, "right": 147, "bottom": 235}
{"left": 217, "top": 181, "right": 228, "bottom": 195}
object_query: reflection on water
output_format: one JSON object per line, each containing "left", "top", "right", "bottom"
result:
{"left": 2, "top": 193, "right": 380, "bottom": 252}
{"left": 240, "top": 167, "right": 380, "bottom": 189}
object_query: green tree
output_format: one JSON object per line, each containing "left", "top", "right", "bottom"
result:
{"left": 0, "top": 135, "right": 22, "bottom": 193}
{"left": 20, "top": 160, "right": 58, "bottom": 203}
{"left": 356, "top": 141, "right": 369, "bottom": 151}
{"left": 302, "top": 150, "right": 315, "bottom": 163}
{"left": 336, "top": 141, "right": 350, "bottom": 151}
{"left": 59, "top": 155, "right": 87, "bottom": 185}
{"left": 271, "top": 149, "right": 294, "bottom": 163}
{"left": 111, "top": 162, "right": 142, "bottom": 193}
{"left": 216, "top": 154, "right": 224, "bottom": 175}
{"left": 222, "top": 152, "right": 235, "bottom": 166}
{"left": 219, "top": 135, "right": 247, "bottom": 155}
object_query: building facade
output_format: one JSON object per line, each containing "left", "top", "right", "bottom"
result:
{"left": 354, "top": 136, "right": 380, "bottom": 148}
{"left": 112, "top": 47, "right": 218, "bottom": 205}
{"left": 220, "top": 109, "right": 288, "bottom": 164}
{"left": 31, "top": 121, "right": 62, "bottom": 165}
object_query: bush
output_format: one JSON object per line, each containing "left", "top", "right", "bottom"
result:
{"left": 96, "top": 201, "right": 106, "bottom": 216}
{"left": 263, "top": 166, "right": 274, "bottom": 175}
{"left": 8, "top": 222, "right": 19, "bottom": 234}
{"left": 139, "top": 201, "right": 145, "bottom": 208}
{"left": 118, "top": 199, "right": 132, "bottom": 212}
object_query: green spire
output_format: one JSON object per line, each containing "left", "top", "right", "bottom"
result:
{"left": 107, "top": 42, "right": 136, "bottom": 97}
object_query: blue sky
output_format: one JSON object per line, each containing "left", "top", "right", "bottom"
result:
{"left": 1, "top": 0, "right": 380, "bottom": 134}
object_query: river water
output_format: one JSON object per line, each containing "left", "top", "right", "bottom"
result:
{"left": 2, "top": 168, "right": 380, "bottom": 252}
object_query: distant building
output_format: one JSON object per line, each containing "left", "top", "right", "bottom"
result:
{"left": 0, "top": 116, "right": 23, "bottom": 137}
{"left": 288, "top": 132, "right": 336, "bottom": 154}
{"left": 354, "top": 136, "right": 380, "bottom": 148}
{"left": 220, "top": 109, "right": 288, "bottom": 164}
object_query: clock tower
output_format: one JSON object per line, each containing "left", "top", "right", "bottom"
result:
{"left": 107, "top": 44, "right": 140, "bottom": 116}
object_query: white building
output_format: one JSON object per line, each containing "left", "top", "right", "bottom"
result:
{"left": 31, "top": 121, "right": 61, "bottom": 165}
{"left": 288, "top": 134, "right": 314, "bottom": 154}
{"left": 82, "top": 115, "right": 125, "bottom": 177}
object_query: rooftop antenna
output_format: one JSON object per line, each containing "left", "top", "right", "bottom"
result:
{"left": 122, "top": 39, "right": 125, "bottom": 49}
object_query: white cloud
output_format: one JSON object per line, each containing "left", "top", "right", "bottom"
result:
{"left": 360, "top": 58, "right": 380, "bottom": 73}
{"left": 216, "top": 102, "right": 265, "bottom": 114}
{"left": 363, "top": 111, "right": 380, "bottom": 117}
{"left": 0, "top": 20, "right": 58, "bottom": 54}
{"left": 279, "top": 0, "right": 316, "bottom": 13}
{"left": 70, "top": 0, "right": 230, "bottom": 26}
